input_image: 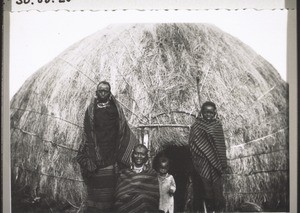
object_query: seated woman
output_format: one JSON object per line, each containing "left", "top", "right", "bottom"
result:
{"left": 114, "top": 144, "right": 160, "bottom": 213}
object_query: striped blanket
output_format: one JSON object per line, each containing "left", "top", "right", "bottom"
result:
{"left": 114, "top": 167, "right": 160, "bottom": 213}
{"left": 189, "top": 117, "right": 227, "bottom": 206}
{"left": 189, "top": 117, "right": 227, "bottom": 182}
{"left": 77, "top": 95, "right": 138, "bottom": 174}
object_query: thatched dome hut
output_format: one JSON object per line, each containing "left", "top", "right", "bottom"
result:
{"left": 10, "top": 23, "right": 288, "bottom": 212}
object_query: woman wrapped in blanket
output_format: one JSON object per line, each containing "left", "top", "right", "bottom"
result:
{"left": 114, "top": 144, "right": 160, "bottom": 213}
{"left": 188, "top": 101, "right": 229, "bottom": 212}
{"left": 76, "top": 81, "right": 138, "bottom": 213}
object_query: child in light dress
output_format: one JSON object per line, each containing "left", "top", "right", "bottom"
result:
{"left": 158, "top": 157, "right": 176, "bottom": 213}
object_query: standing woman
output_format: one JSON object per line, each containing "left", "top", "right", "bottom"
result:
{"left": 76, "top": 81, "right": 138, "bottom": 213}
{"left": 188, "top": 101, "right": 228, "bottom": 212}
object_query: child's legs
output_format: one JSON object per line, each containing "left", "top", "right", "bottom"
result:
{"left": 192, "top": 172, "right": 205, "bottom": 211}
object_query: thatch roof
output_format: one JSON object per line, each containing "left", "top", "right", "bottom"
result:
{"left": 10, "top": 23, "right": 288, "bottom": 212}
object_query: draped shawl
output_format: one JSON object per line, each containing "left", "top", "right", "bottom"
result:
{"left": 77, "top": 95, "right": 138, "bottom": 177}
{"left": 189, "top": 117, "right": 227, "bottom": 183}
{"left": 114, "top": 167, "right": 160, "bottom": 213}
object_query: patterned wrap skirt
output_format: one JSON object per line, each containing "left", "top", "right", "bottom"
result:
{"left": 85, "top": 165, "right": 116, "bottom": 212}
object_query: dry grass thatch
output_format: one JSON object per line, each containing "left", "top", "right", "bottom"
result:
{"left": 10, "top": 23, "right": 288, "bottom": 212}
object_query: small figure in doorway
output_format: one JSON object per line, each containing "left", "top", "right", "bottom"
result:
{"left": 158, "top": 157, "right": 176, "bottom": 213}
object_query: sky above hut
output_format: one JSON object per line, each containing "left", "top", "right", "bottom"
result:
{"left": 9, "top": 9, "right": 287, "bottom": 99}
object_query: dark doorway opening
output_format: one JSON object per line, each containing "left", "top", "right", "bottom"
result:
{"left": 153, "top": 145, "right": 193, "bottom": 212}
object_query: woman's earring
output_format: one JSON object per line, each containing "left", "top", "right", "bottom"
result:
{"left": 130, "top": 152, "right": 133, "bottom": 168}
{"left": 199, "top": 111, "right": 203, "bottom": 118}
{"left": 215, "top": 111, "right": 219, "bottom": 119}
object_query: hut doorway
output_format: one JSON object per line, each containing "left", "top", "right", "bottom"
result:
{"left": 152, "top": 145, "right": 193, "bottom": 212}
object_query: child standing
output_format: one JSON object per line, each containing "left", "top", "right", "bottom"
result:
{"left": 157, "top": 157, "right": 176, "bottom": 213}
{"left": 189, "top": 101, "right": 228, "bottom": 212}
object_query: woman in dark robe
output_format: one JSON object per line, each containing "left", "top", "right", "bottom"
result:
{"left": 76, "top": 81, "right": 138, "bottom": 213}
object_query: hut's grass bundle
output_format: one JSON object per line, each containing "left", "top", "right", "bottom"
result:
{"left": 149, "top": 126, "right": 190, "bottom": 153}
{"left": 10, "top": 23, "right": 288, "bottom": 211}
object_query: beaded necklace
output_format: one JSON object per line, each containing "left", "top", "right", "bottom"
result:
{"left": 96, "top": 99, "right": 110, "bottom": 108}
